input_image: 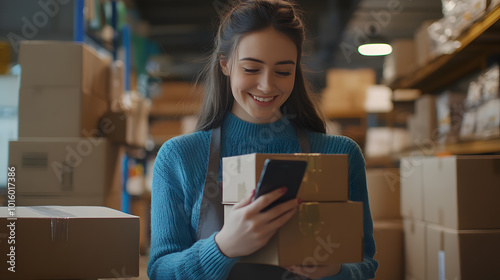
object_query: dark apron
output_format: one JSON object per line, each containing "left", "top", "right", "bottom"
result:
{"left": 196, "top": 126, "right": 312, "bottom": 280}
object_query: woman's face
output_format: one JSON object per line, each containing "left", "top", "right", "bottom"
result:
{"left": 220, "top": 27, "right": 297, "bottom": 124}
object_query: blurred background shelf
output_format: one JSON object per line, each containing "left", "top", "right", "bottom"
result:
{"left": 390, "top": 6, "right": 500, "bottom": 92}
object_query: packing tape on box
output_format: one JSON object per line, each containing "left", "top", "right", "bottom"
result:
{"left": 298, "top": 202, "right": 324, "bottom": 236}
{"left": 293, "top": 154, "right": 323, "bottom": 195}
{"left": 30, "top": 206, "right": 75, "bottom": 242}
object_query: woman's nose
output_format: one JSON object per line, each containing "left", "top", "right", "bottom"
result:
{"left": 257, "top": 72, "right": 273, "bottom": 93}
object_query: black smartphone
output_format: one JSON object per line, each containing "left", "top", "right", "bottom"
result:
{"left": 253, "top": 159, "right": 307, "bottom": 212}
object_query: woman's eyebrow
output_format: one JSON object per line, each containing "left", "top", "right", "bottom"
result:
{"left": 239, "top": 57, "right": 295, "bottom": 65}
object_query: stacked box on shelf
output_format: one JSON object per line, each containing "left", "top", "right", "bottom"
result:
{"left": 18, "top": 41, "right": 109, "bottom": 138}
{"left": 366, "top": 168, "right": 404, "bottom": 280}
{"left": 10, "top": 41, "right": 126, "bottom": 209}
{"left": 400, "top": 155, "right": 500, "bottom": 280}
{"left": 383, "top": 39, "right": 417, "bottom": 85}
{"left": 223, "top": 153, "right": 363, "bottom": 266}
{"left": 320, "top": 68, "right": 375, "bottom": 117}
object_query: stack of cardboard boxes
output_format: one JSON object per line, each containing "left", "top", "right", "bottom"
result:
{"left": 366, "top": 168, "right": 404, "bottom": 280}
{"left": 7, "top": 41, "right": 144, "bottom": 210}
{"left": 4, "top": 41, "right": 142, "bottom": 278}
{"left": 222, "top": 153, "right": 364, "bottom": 267}
{"left": 401, "top": 155, "right": 500, "bottom": 279}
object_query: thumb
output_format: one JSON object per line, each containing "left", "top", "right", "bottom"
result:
{"left": 233, "top": 188, "right": 256, "bottom": 209}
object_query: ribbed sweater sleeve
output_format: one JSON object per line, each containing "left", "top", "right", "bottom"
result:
{"left": 147, "top": 138, "right": 239, "bottom": 280}
{"left": 309, "top": 133, "right": 379, "bottom": 280}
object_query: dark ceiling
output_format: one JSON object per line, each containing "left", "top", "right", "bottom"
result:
{"left": 128, "top": 0, "right": 443, "bottom": 88}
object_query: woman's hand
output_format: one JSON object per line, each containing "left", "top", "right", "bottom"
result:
{"left": 215, "top": 187, "right": 300, "bottom": 258}
{"left": 285, "top": 264, "right": 342, "bottom": 279}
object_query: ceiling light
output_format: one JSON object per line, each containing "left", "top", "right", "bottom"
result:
{"left": 358, "top": 43, "right": 393, "bottom": 56}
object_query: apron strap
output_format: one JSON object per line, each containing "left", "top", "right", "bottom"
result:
{"left": 196, "top": 126, "right": 224, "bottom": 240}
{"left": 297, "top": 128, "right": 310, "bottom": 153}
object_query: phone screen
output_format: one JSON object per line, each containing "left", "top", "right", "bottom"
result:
{"left": 254, "top": 159, "right": 307, "bottom": 212}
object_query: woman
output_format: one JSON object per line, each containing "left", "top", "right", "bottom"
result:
{"left": 147, "top": 1, "right": 378, "bottom": 279}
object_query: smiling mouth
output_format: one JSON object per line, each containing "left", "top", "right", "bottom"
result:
{"left": 249, "top": 93, "right": 277, "bottom": 102}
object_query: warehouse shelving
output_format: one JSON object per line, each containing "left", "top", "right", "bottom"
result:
{"left": 387, "top": 6, "right": 500, "bottom": 158}
{"left": 390, "top": 6, "right": 500, "bottom": 93}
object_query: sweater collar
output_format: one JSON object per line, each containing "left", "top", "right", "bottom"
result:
{"left": 221, "top": 111, "right": 298, "bottom": 141}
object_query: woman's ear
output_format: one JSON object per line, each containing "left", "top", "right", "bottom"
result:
{"left": 219, "top": 56, "right": 230, "bottom": 76}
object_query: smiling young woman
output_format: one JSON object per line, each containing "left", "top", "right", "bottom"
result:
{"left": 148, "top": 1, "right": 378, "bottom": 279}
{"left": 220, "top": 27, "right": 297, "bottom": 124}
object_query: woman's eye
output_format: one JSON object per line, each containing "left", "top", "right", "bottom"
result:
{"left": 276, "top": 71, "right": 291, "bottom": 76}
{"left": 243, "top": 68, "right": 259, "bottom": 73}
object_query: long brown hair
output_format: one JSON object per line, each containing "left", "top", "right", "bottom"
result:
{"left": 196, "top": 0, "right": 325, "bottom": 133}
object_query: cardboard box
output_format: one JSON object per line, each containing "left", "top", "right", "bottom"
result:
{"left": 100, "top": 96, "right": 151, "bottom": 147}
{"left": 19, "top": 87, "right": 108, "bottom": 138}
{"left": 19, "top": 41, "right": 109, "bottom": 99}
{"left": 426, "top": 223, "right": 500, "bottom": 280}
{"left": 8, "top": 138, "right": 118, "bottom": 198}
{"left": 400, "top": 157, "right": 425, "bottom": 220}
{"left": 383, "top": 39, "right": 417, "bottom": 84}
{"left": 372, "top": 220, "right": 404, "bottom": 280}
{"left": 422, "top": 156, "right": 500, "bottom": 229}
{"left": 321, "top": 68, "right": 375, "bottom": 116}
{"left": 403, "top": 219, "right": 426, "bottom": 280}
{"left": 222, "top": 153, "right": 349, "bottom": 203}
{"left": 436, "top": 91, "right": 467, "bottom": 144}
{"left": 18, "top": 41, "right": 110, "bottom": 138}
{"left": 224, "top": 202, "right": 363, "bottom": 266}
{"left": 0, "top": 206, "right": 139, "bottom": 279}
{"left": 366, "top": 168, "right": 401, "bottom": 220}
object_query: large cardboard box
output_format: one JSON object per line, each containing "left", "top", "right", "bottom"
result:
{"left": 19, "top": 41, "right": 109, "bottom": 99}
{"left": 383, "top": 39, "right": 417, "bottom": 84}
{"left": 426, "top": 223, "right": 500, "bottom": 280}
{"left": 18, "top": 41, "right": 110, "bottom": 138}
{"left": 372, "top": 220, "right": 404, "bottom": 280}
{"left": 422, "top": 156, "right": 500, "bottom": 229}
{"left": 222, "top": 153, "right": 349, "bottom": 203}
{"left": 19, "top": 87, "right": 108, "bottom": 138}
{"left": 0, "top": 206, "right": 139, "bottom": 279}
{"left": 400, "top": 157, "right": 425, "bottom": 220}
{"left": 366, "top": 168, "right": 401, "bottom": 220}
{"left": 403, "top": 219, "right": 426, "bottom": 280}
{"left": 224, "top": 202, "right": 363, "bottom": 266}
{"left": 8, "top": 138, "right": 118, "bottom": 199}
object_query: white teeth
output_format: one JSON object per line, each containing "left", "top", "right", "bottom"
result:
{"left": 252, "top": 95, "right": 274, "bottom": 102}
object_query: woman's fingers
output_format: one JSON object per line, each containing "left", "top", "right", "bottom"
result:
{"left": 247, "top": 187, "right": 287, "bottom": 213}
{"left": 233, "top": 188, "right": 256, "bottom": 209}
{"left": 265, "top": 202, "right": 298, "bottom": 230}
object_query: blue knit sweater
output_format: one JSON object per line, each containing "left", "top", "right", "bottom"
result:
{"left": 147, "top": 112, "right": 378, "bottom": 279}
